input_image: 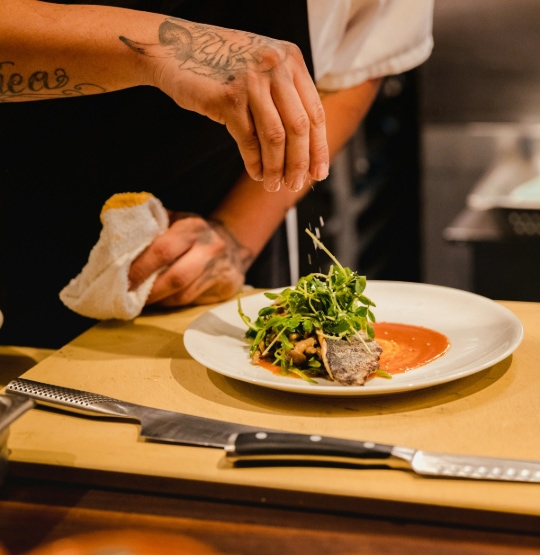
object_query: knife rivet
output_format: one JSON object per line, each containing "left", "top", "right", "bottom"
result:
{"left": 255, "top": 432, "right": 268, "bottom": 440}
{"left": 477, "top": 466, "right": 487, "bottom": 475}
{"left": 310, "top": 435, "right": 322, "bottom": 442}
{"left": 491, "top": 467, "right": 502, "bottom": 476}
{"left": 363, "top": 442, "right": 375, "bottom": 449}
{"left": 520, "top": 469, "right": 531, "bottom": 478}
{"left": 506, "top": 467, "right": 516, "bottom": 477}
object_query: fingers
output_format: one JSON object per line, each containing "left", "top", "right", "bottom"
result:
{"left": 128, "top": 227, "right": 206, "bottom": 304}
{"left": 127, "top": 221, "right": 194, "bottom": 290}
{"left": 295, "top": 75, "right": 329, "bottom": 182}
{"left": 226, "top": 43, "right": 328, "bottom": 193}
{"left": 246, "top": 77, "right": 288, "bottom": 192}
{"left": 129, "top": 216, "right": 245, "bottom": 306}
{"left": 144, "top": 243, "right": 208, "bottom": 305}
{"left": 148, "top": 250, "right": 243, "bottom": 306}
{"left": 227, "top": 106, "right": 264, "bottom": 184}
{"left": 285, "top": 46, "right": 329, "bottom": 184}
{"left": 266, "top": 70, "right": 311, "bottom": 192}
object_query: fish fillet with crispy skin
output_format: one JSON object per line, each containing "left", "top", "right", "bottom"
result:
{"left": 318, "top": 331, "right": 382, "bottom": 386}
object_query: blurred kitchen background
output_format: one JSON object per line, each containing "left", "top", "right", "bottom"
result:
{"left": 299, "top": 0, "right": 540, "bottom": 301}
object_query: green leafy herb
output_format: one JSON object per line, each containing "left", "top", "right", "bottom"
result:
{"left": 238, "top": 229, "right": 376, "bottom": 382}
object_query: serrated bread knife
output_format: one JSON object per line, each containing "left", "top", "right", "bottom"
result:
{"left": 7, "top": 378, "right": 540, "bottom": 483}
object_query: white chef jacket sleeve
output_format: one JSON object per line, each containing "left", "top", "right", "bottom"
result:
{"left": 308, "top": 0, "right": 434, "bottom": 91}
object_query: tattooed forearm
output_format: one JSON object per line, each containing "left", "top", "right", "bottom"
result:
{"left": 0, "top": 61, "right": 105, "bottom": 102}
{"left": 120, "top": 17, "right": 290, "bottom": 82}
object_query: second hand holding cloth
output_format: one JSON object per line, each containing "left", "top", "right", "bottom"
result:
{"left": 60, "top": 192, "right": 169, "bottom": 320}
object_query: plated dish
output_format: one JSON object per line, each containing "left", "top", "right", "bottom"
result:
{"left": 184, "top": 281, "right": 524, "bottom": 396}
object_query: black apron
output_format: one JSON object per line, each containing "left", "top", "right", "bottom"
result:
{"left": 0, "top": 0, "right": 313, "bottom": 348}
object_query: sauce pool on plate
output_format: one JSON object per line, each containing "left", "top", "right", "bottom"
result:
{"left": 372, "top": 322, "right": 450, "bottom": 375}
{"left": 253, "top": 322, "right": 450, "bottom": 382}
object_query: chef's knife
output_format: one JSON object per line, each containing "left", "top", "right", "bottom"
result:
{"left": 6, "top": 378, "right": 270, "bottom": 448}
{"left": 8, "top": 378, "right": 540, "bottom": 483}
{"left": 225, "top": 432, "right": 540, "bottom": 483}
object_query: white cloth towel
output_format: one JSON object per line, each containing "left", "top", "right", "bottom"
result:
{"left": 60, "top": 192, "right": 169, "bottom": 320}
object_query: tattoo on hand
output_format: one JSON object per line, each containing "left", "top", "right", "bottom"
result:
{"left": 120, "top": 17, "right": 289, "bottom": 82}
{"left": 209, "top": 218, "right": 254, "bottom": 273}
{"left": 0, "top": 61, "right": 105, "bottom": 102}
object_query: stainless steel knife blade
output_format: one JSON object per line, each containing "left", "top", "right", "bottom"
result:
{"left": 6, "top": 378, "right": 270, "bottom": 448}
{"left": 225, "top": 432, "right": 540, "bottom": 483}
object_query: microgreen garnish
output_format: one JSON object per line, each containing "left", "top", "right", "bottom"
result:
{"left": 238, "top": 229, "right": 376, "bottom": 382}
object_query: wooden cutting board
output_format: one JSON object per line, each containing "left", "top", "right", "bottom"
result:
{"left": 2, "top": 296, "right": 540, "bottom": 531}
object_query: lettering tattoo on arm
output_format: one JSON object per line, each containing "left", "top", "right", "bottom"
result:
{"left": 120, "top": 17, "right": 290, "bottom": 83}
{"left": 0, "top": 61, "right": 105, "bottom": 102}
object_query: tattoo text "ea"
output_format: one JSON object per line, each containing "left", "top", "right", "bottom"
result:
{"left": 0, "top": 61, "right": 69, "bottom": 97}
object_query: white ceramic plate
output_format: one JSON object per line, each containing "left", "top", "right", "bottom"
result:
{"left": 184, "top": 281, "right": 524, "bottom": 396}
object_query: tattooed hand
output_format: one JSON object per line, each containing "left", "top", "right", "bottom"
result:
{"left": 128, "top": 212, "right": 253, "bottom": 307}
{"left": 120, "top": 18, "right": 328, "bottom": 192}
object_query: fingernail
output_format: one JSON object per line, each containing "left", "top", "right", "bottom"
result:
{"left": 251, "top": 165, "right": 263, "bottom": 182}
{"left": 287, "top": 174, "right": 307, "bottom": 192}
{"left": 313, "top": 163, "right": 329, "bottom": 182}
{"left": 265, "top": 178, "right": 283, "bottom": 192}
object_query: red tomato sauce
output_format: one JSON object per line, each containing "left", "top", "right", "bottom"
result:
{"left": 257, "top": 358, "right": 287, "bottom": 375}
{"left": 372, "top": 322, "right": 450, "bottom": 374}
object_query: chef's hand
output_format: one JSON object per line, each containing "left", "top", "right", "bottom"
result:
{"left": 121, "top": 17, "right": 329, "bottom": 192}
{"left": 128, "top": 213, "right": 254, "bottom": 306}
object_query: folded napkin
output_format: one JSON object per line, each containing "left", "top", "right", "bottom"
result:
{"left": 60, "top": 192, "right": 169, "bottom": 320}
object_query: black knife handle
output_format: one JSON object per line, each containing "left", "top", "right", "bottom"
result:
{"left": 226, "top": 432, "right": 394, "bottom": 465}
{"left": 6, "top": 378, "right": 136, "bottom": 419}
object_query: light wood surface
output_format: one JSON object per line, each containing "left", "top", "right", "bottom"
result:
{"left": 2, "top": 295, "right": 540, "bottom": 532}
